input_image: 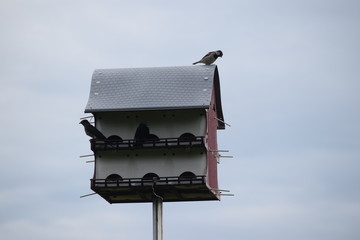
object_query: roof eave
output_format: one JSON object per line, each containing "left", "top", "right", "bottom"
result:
{"left": 84, "top": 105, "right": 211, "bottom": 113}
{"left": 213, "top": 66, "right": 226, "bottom": 130}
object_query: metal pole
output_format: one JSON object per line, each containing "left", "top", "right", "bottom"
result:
{"left": 152, "top": 197, "right": 163, "bottom": 240}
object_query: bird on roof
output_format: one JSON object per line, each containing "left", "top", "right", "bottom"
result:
{"left": 193, "top": 50, "right": 223, "bottom": 65}
{"left": 79, "top": 119, "right": 106, "bottom": 140}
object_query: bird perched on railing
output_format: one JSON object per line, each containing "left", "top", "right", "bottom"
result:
{"left": 193, "top": 50, "right": 223, "bottom": 65}
{"left": 134, "top": 122, "right": 159, "bottom": 147}
{"left": 79, "top": 119, "right": 106, "bottom": 140}
{"left": 134, "top": 122, "right": 150, "bottom": 147}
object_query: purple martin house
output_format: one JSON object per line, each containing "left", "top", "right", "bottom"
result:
{"left": 83, "top": 65, "right": 226, "bottom": 203}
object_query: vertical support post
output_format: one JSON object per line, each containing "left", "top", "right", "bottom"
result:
{"left": 152, "top": 197, "right": 163, "bottom": 240}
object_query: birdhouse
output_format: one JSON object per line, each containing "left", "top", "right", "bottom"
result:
{"left": 82, "top": 65, "right": 226, "bottom": 203}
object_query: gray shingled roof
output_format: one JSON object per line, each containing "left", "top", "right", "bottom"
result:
{"left": 85, "top": 65, "right": 222, "bottom": 113}
{"left": 84, "top": 65, "right": 225, "bottom": 129}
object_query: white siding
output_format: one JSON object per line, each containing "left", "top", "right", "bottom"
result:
{"left": 94, "top": 109, "right": 208, "bottom": 179}
{"left": 95, "top": 149, "right": 206, "bottom": 179}
{"left": 95, "top": 109, "right": 206, "bottom": 139}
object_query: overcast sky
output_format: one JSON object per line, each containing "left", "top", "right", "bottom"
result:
{"left": 1, "top": 0, "right": 359, "bottom": 239}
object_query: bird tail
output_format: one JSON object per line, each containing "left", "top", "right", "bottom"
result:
{"left": 192, "top": 61, "right": 200, "bottom": 65}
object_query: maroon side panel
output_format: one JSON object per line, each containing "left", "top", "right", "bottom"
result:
{"left": 206, "top": 85, "right": 219, "bottom": 190}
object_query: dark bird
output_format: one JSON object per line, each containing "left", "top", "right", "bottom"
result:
{"left": 134, "top": 122, "right": 150, "bottom": 146}
{"left": 193, "top": 50, "right": 223, "bottom": 65}
{"left": 79, "top": 119, "right": 106, "bottom": 140}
